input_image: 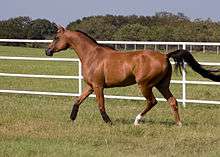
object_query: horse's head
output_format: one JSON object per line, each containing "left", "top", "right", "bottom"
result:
{"left": 45, "top": 26, "right": 69, "bottom": 56}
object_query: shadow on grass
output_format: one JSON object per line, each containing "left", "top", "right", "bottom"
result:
{"left": 114, "top": 118, "right": 199, "bottom": 126}
{"left": 114, "top": 117, "right": 175, "bottom": 126}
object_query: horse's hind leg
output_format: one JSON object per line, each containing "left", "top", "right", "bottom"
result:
{"left": 134, "top": 84, "right": 157, "bottom": 125}
{"left": 70, "top": 85, "right": 93, "bottom": 121}
{"left": 156, "top": 85, "right": 182, "bottom": 127}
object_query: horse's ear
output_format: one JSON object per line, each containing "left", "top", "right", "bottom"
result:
{"left": 57, "top": 25, "right": 66, "bottom": 34}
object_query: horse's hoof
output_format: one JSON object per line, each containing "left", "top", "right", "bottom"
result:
{"left": 176, "top": 122, "right": 183, "bottom": 127}
{"left": 134, "top": 123, "right": 140, "bottom": 126}
{"left": 134, "top": 114, "right": 142, "bottom": 126}
{"left": 70, "top": 115, "right": 76, "bottom": 121}
{"left": 108, "top": 122, "right": 113, "bottom": 125}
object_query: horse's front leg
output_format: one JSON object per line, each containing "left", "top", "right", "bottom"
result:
{"left": 93, "top": 86, "right": 112, "bottom": 124}
{"left": 70, "top": 85, "right": 93, "bottom": 121}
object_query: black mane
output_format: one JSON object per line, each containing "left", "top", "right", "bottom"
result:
{"left": 75, "top": 30, "right": 115, "bottom": 50}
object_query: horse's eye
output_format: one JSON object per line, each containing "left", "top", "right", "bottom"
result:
{"left": 54, "top": 36, "right": 59, "bottom": 40}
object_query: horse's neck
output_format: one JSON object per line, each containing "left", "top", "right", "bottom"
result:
{"left": 69, "top": 35, "right": 98, "bottom": 62}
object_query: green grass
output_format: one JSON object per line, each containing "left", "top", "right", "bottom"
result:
{"left": 0, "top": 46, "right": 220, "bottom": 157}
{"left": 0, "top": 94, "right": 219, "bottom": 157}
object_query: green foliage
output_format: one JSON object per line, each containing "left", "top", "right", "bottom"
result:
{"left": 67, "top": 12, "right": 220, "bottom": 42}
{"left": 0, "top": 16, "right": 56, "bottom": 40}
{"left": 67, "top": 15, "right": 118, "bottom": 40}
{"left": 0, "top": 16, "right": 31, "bottom": 39}
{"left": 27, "top": 19, "right": 57, "bottom": 39}
{"left": 1, "top": 12, "right": 220, "bottom": 43}
{"left": 113, "top": 24, "right": 149, "bottom": 41}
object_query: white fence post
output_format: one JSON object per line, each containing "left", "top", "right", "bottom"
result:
{"left": 134, "top": 44, "right": 137, "bottom": 50}
{"left": 182, "top": 62, "right": 187, "bottom": 107}
{"left": 182, "top": 43, "right": 187, "bottom": 107}
{"left": 78, "top": 60, "right": 82, "bottom": 96}
{"left": 166, "top": 45, "right": 168, "bottom": 53}
{"left": 154, "top": 45, "right": 157, "bottom": 51}
{"left": 190, "top": 45, "right": 192, "bottom": 52}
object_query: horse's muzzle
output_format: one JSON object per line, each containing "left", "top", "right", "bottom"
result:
{"left": 45, "top": 48, "right": 53, "bottom": 56}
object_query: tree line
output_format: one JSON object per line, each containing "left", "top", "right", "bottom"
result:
{"left": 1, "top": 12, "right": 220, "bottom": 45}
{"left": 67, "top": 12, "right": 220, "bottom": 42}
{"left": 0, "top": 16, "right": 57, "bottom": 40}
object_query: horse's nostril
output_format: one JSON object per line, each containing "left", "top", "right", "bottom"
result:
{"left": 45, "top": 48, "right": 53, "bottom": 56}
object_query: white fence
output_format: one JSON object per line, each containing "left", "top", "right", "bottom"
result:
{"left": 1, "top": 39, "right": 220, "bottom": 106}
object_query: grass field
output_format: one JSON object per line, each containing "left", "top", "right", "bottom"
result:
{"left": 0, "top": 46, "right": 220, "bottom": 157}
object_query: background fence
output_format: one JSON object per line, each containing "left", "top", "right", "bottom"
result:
{"left": 1, "top": 39, "right": 220, "bottom": 106}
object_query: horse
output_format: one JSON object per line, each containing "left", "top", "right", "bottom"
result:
{"left": 45, "top": 26, "right": 220, "bottom": 126}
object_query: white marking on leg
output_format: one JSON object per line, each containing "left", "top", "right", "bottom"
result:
{"left": 134, "top": 114, "right": 142, "bottom": 126}
{"left": 177, "top": 121, "right": 182, "bottom": 127}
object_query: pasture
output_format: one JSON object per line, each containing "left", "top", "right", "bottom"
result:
{"left": 0, "top": 46, "right": 220, "bottom": 157}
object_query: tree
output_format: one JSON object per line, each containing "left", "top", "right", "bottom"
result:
{"left": 113, "top": 24, "right": 149, "bottom": 41}
{"left": 0, "top": 16, "right": 58, "bottom": 47}
{"left": 27, "top": 19, "right": 57, "bottom": 39}
{"left": 67, "top": 15, "right": 117, "bottom": 40}
{"left": 0, "top": 16, "right": 31, "bottom": 39}
{"left": 1, "top": 13, "right": 220, "bottom": 43}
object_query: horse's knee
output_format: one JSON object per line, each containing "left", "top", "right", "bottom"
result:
{"left": 74, "top": 97, "right": 80, "bottom": 105}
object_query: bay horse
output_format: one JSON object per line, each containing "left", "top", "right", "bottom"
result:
{"left": 45, "top": 26, "right": 220, "bottom": 126}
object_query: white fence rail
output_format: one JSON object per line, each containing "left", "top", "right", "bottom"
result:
{"left": 1, "top": 39, "right": 220, "bottom": 106}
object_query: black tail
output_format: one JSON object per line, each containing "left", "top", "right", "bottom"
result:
{"left": 167, "top": 49, "right": 220, "bottom": 82}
